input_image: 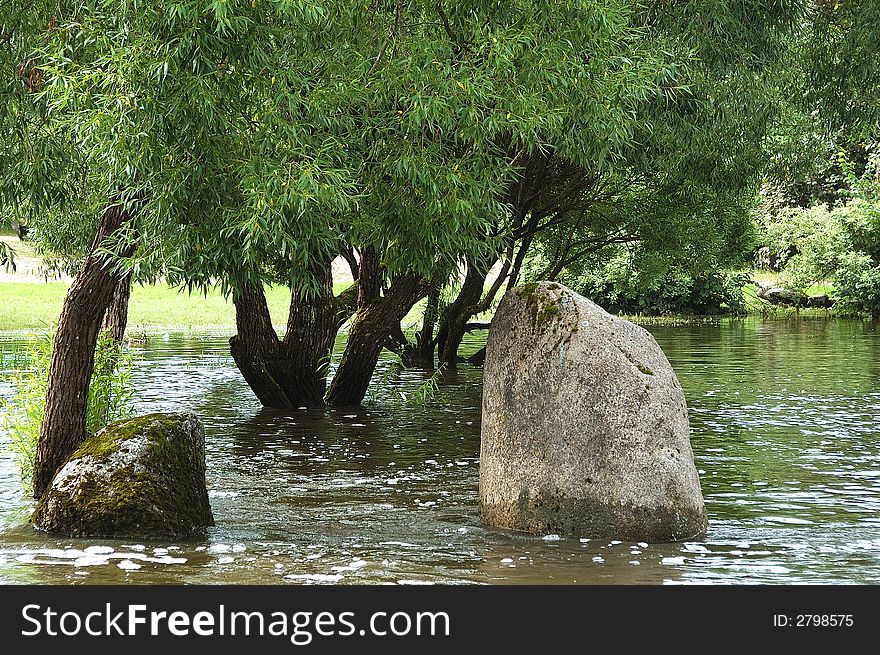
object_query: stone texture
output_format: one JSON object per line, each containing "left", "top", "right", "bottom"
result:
{"left": 479, "top": 281, "right": 707, "bottom": 542}
{"left": 32, "top": 412, "right": 214, "bottom": 539}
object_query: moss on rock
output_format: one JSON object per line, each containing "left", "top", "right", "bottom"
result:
{"left": 31, "top": 412, "right": 214, "bottom": 539}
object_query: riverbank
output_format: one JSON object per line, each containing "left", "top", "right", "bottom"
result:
{"left": 0, "top": 282, "right": 358, "bottom": 332}
{"left": 0, "top": 235, "right": 357, "bottom": 330}
{"left": 0, "top": 239, "right": 844, "bottom": 330}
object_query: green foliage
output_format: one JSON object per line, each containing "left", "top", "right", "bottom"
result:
{"left": 567, "top": 264, "right": 749, "bottom": 316}
{"left": 802, "top": 0, "right": 880, "bottom": 139}
{"left": 834, "top": 251, "right": 880, "bottom": 316}
{"left": 0, "top": 328, "right": 135, "bottom": 494}
{"left": 762, "top": 203, "right": 850, "bottom": 288}
{"left": 759, "top": 153, "right": 880, "bottom": 316}
{"left": 0, "top": 334, "right": 47, "bottom": 494}
{"left": 404, "top": 365, "right": 446, "bottom": 408}
{"left": 87, "top": 330, "right": 136, "bottom": 437}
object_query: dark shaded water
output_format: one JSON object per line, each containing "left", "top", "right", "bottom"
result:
{"left": 0, "top": 318, "right": 878, "bottom": 584}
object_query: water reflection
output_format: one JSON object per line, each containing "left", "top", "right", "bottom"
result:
{"left": 0, "top": 318, "right": 879, "bottom": 584}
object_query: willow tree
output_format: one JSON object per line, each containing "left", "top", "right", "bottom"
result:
{"left": 318, "top": 0, "right": 678, "bottom": 395}
{"left": 762, "top": 0, "right": 880, "bottom": 208}
{"left": 1, "top": 1, "right": 360, "bottom": 498}
{"left": 162, "top": 0, "right": 678, "bottom": 408}
{"left": 422, "top": 0, "right": 813, "bottom": 366}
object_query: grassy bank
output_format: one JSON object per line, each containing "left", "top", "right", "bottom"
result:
{"left": 0, "top": 282, "right": 351, "bottom": 331}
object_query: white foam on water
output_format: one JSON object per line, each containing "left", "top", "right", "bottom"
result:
{"left": 331, "top": 559, "right": 367, "bottom": 572}
{"left": 285, "top": 573, "right": 343, "bottom": 583}
{"left": 208, "top": 490, "right": 240, "bottom": 498}
{"left": 217, "top": 557, "right": 235, "bottom": 565}
{"left": 500, "top": 558, "right": 514, "bottom": 564}
{"left": 209, "top": 544, "right": 232, "bottom": 553}
{"left": 662, "top": 556, "right": 686, "bottom": 565}
{"left": 542, "top": 534, "right": 561, "bottom": 541}
{"left": 764, "top": 516, "right": 813, "bottom": 525}
{"left": 117, "top": 560, "right": 141, "bottom": 570}
{"left": 74, "top": 555, "right": 109, "bottom": 567}
{"left": 84, "top": 546, "right": 114, "bottom": 555}
{"left": 149, "top": 556, "right": 187, "bottom": 564}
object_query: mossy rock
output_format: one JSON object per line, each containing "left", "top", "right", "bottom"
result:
{"left": 32, "top": 412, "right": 214, "bottom": 539}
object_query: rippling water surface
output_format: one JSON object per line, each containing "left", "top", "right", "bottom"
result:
{"left": 0, "top": 318, "right": 878, "bottom": 584}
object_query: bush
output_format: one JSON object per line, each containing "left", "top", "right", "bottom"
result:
{"left": 834, "top": 251, "right": 880, "bottom": 317}
{"left": 0, "top": 328, "right": 135, "bottom": 494}
{"left": 762, "top": 203, "right": 850, "bottom": 289}
{"left": 571, "top": 269, "right": 750, "bottom": 316}
{"left": 757, "top": 154, "right": 880, "bottom": 316}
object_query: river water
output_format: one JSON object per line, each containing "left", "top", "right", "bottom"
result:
{"left": 0, "top": 318, "right": 878, "bottom": 584}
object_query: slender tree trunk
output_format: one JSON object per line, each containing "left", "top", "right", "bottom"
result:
{"left": 384, "top": 279, "right": 440, "bottom": 368}
{"left": 415, "top": 282, "right": 441, "bottom": 366}
{"left": 229, "top": 282, "right": 294, "bottom": 407}
{"left": 357, "top": 245, "right": 381, "bottom": 305}
{"left": 325, "top": 274, "right": 427, "bottom": 406}
{"left": 101, "top": 272, "right": 132, "bottom": 343}
{"left": 437, "top": 260, "right": 489, "bottom": 369}
{"left": 32, "top": 204, "right": 132, "bottom": 499}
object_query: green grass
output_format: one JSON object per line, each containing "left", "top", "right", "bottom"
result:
{"left": 0, "top": 282, "right": 352, "bottom": 331}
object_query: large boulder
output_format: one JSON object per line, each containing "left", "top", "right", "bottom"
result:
{"left": 480, "top": 282, "right": 707, "bottom": 542}
{"left": 32, "top": 412, "right": 214, "bottom": 539}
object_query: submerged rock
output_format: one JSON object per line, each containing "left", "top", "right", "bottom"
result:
{"left": 479, "top": 281, "right": 707, "bottom": 542}
{"left": 32, "top": 412, "right": 214, "bottom": 539}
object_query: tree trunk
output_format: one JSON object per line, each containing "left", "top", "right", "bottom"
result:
{"left": 437, "top": 261, "right": 489, "bottom": 368}
{"left": 229, "top": 263, "right": 358, "bottom": 408}
{"left": 101, "top": 272, "right": 132, "bottom": 342}
{"left": 229, "top": 282, "right": 296, "bottom": 407}
{"left": 384, "top": 280, "right": 440, "bottom": 368}
{"left": 414, "top": 282, "right": 441, "bottom": 366}
{"left": 32, "top": 204, "right": 132, "bottom": 499}
{"left": 325, "top": 274, "right": 427, "bottom": 406}
{"left": 279, "top": 264, "right": 338, "bottom": 404}
{"left": 230, "top": 265, "right": 343, "bottom": 408}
